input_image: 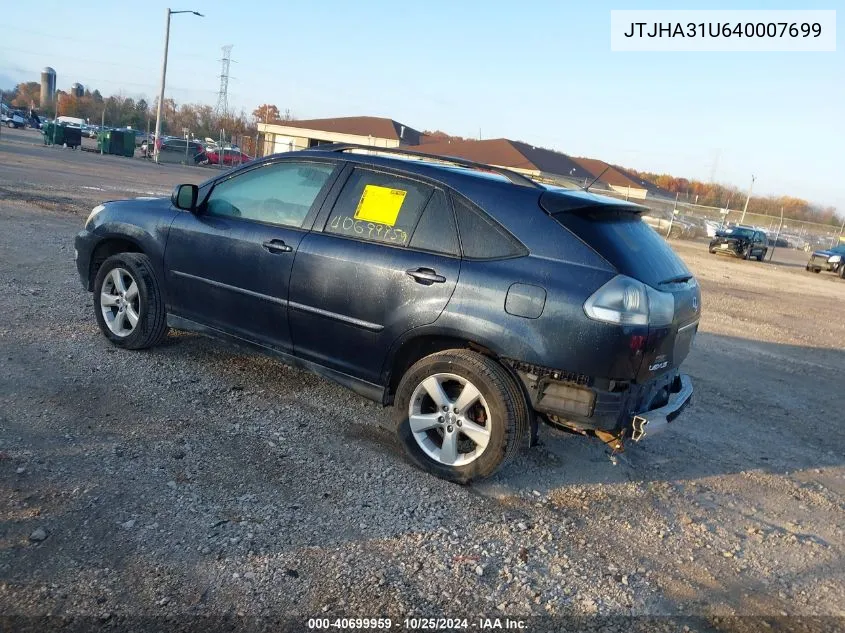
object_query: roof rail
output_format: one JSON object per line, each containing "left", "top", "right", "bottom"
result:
{"left": 308, "top": 142, "right": 542, "bottom": 189}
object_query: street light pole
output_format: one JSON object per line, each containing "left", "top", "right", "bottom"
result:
{"left": 153, "top": 8, "right": 204, "bottom": 164}
{"left": 740, "top": 174, "right": 756, "bottom": 224}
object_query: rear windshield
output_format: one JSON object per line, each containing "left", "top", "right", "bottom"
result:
{"left": 552, "top": 210, "right": 691, "bottom": 287}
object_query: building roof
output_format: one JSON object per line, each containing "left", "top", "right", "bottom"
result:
{"left": 409, "top": 139, "right": 536, "bottom": 171}
{"left": 266, "top": 116, "right": 422, "bottom": 144}
{"left": 568, "top": 157, "right": 648, "bottom": 191}
{"left": 608, "top": 164, "right": 675, "bottom": 198}
{"left": 411, "top": 138, "right": 601, "bottom": 185}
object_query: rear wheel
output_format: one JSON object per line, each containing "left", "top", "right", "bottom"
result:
{"left": 758, "top": 249, "right": 767, "bottom": 261}
{"left": 93, "top": 253, "right": 168, "bottom": 350}
{"left": 393, "top": 350, "right": 528, "bottom": 483}
{"left": 839, "top": 265, "right": 845, "bottom": 280}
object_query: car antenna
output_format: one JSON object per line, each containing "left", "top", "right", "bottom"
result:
{"left": 583, "top": 166, "right": 610, "bottom": 192}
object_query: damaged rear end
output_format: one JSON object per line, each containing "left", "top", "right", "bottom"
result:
{"left": 536, "top": 191, "right": 699, "bottom": 443}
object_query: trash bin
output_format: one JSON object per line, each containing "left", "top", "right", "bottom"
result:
{"left": 62, "top": 125, "right": 82, "bottom": 149}
{"left": 97, "top": 130, "right": 137, "bottom": 157}
{"left": 43, "top": 121, "right": 65, "bottom": 146}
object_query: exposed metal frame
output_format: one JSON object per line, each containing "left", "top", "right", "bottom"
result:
{"left": 308, "top": 142, "right": 542, "bottom": 189}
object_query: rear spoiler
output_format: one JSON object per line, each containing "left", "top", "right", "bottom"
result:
{"left": 539, "top": 191, "right": 647, "bottom": 216}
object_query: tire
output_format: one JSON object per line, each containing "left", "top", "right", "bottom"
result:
{"left": 743, "top": 248, "right": 751, "bottom": 260}
{"left": 393, "top": 349, "right": 528, "bottom": 483}
{"left": 813, "top": 268, "right": 821, "bottom": 274}
{"left": 840, "top": 265, "right": 845, "bottom": 280}
{"left": 93, "top": 253, "right": 168, "bottom": 350}
{"left": 758, "top": 249, "right": 767, "bottom": 262}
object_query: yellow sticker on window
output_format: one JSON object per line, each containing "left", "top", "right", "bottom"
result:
{"left": 353, "top": 185, "right": 407, "bottom": 226}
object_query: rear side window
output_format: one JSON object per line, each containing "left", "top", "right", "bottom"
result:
{"left": 325, "top": 168, "right": 432, "bottom": 246}
{"left": 409, "top": 190, "right": 459, "bottom": 257}
{"left": 553, "top": 210, "right": 691, "bottom": 286}
{"left": 452, "top": 195, "right": 526, "bottom": 260}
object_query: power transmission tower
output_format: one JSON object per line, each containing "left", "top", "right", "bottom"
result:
{"left": 215, "top": 45, "right": 233, "bottom": 116}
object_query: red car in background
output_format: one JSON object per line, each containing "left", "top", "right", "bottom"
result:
{"left": 205, "top": 147, "right": 252, "bottom": 166}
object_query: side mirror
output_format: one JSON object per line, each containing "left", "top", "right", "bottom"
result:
{"left": 172, "top": 184, "right": 198, "bottom": 212}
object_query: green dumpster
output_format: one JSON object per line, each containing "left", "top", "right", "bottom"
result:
{"left": 97, "top": 130, "right": 136, "bottom": 157}
{"left": 43, "top": 121, "right": 65, "bottom": 146}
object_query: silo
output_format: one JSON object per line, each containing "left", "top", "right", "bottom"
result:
{"left": 40, "top": 67, "right": 56, "bottom": 107}
{"left": 71, "top": 82, "right": 84, "bottom": 98}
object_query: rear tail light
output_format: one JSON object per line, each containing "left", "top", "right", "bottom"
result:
{"left": 584, "top": 275, "right": 674, "bottom": 327}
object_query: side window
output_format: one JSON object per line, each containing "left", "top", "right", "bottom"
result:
{"left": 205, "top": 161, "right": 336, "bottom": 228}
{"left": 325, "top": 168, "right": 432, "bottom": 246}
{"left": 452, "top": 195, "right": 526, "bottom": 260}
{"left": 409, "top": 190, "right": 459, "bottom": 257}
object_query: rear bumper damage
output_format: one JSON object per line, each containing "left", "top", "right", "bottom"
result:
{"left": 509, "top": 360, "right": 694, "bottom": 439}
{"left": 630, "top": 374, "right": 693, "bottom": 441}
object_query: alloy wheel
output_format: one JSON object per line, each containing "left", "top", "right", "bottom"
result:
{"left": 408, "top": 373, "right": 492, "bottom": 467}
{"left": 99, "top": 267, "right": 140, "bottom": 337}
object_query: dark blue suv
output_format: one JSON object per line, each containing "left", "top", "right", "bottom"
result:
{"left": 75, "top": 145, "right": 699, "bottom": 482}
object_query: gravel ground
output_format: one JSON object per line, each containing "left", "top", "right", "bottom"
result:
{"left": 1, "top": 136, "right": 845, "bottom": 633}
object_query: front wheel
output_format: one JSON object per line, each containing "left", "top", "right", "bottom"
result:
{"left": 393, "top": 350, "right": 528, "bottom": 483}
{"left": 93, "top": 253, "right": 168, "bottom": 349}
{"left": 840, "top": 265, "right": 845, "bottom": 280}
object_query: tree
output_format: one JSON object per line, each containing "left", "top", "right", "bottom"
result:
{"left": 11, "top": 82, "right": 41, "bottom": 108}
{"left": 252, "top": 104, "right": 280, "bottom": 124}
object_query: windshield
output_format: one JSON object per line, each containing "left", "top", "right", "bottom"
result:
{"left": 718, "top": 227, "right": 755, "bottom": 239}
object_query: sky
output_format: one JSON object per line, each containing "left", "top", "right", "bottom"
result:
{"left": 1, "top": 0, "right": 842, "bottom": 211}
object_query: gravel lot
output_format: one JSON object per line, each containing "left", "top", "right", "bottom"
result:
{"left": 2, "top": 133, "right": 845, "bottom": 633}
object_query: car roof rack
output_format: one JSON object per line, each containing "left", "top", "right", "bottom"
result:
{"left": 308, "top": 142, "right": 542, "bottom": 189}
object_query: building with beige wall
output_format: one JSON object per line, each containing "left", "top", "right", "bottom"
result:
{"left": 257, "top": 116, "right": 422, "bottom": 157}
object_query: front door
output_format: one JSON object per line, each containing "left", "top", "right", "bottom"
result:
{"left": 288, "top": 168, "right": 461, "bottom": 383}
{"left": 163, "top": 159, "right": 339, "bottom": 351}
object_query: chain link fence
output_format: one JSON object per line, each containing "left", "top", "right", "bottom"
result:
{"left": 592, "top": 187, "right": 843, "bottom": 252}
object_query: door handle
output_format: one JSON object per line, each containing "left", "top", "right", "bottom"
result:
{"left": 406, "top": 267, "right": 446, "bottom": 285}
{"left": 262, "top": 239, "right": 293, "bottom": 254}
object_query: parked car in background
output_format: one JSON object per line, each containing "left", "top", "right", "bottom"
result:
{"left": 709, "top": 225, "right": 768, "bottom": 261}
{"left": 767, "top": 234, "right": 789, "bottom": 248}
{"left": 806, "top": 243, "right": 845, "bottom": 278}
{"left": 205, "top": 147, "right": 252, "bottom": 166}
{"left": 151, "top": 137, "right": 207, "bottom": 164}
{"left": 74, "top": 144, "right": 699, "bottom": 482}
{"left": 675, "top": 215, "right": 706, "bottom": 239}
{"left": 2, "top": 111, "right": 27, "bottom": 128}
{"left": 781, "top": 234, "right": 808, "bottom": 250}
{"left": 704, "top": 219, "right": 723, "bottom": 238}
{"left": 641, "top": 212, "right": 697, "bottom": 239}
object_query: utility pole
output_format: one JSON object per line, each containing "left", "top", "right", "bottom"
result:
{"left": 153, "top": 8, "right": 204, "bottom": 164}
{"left": 740, "top": 174, "right": 756, "bottom": 224}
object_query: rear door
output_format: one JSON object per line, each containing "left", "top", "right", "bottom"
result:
{"left": 163, "top": 159, "right": 339, "bottom": 351}
{"left": 288, "top": 167, "right": 461, "bottom": 383}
